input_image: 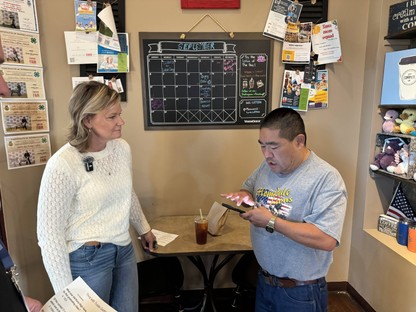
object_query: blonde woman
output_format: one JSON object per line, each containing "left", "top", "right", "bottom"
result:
{"left": 37, "top": 81, "right": 156, "bottom": 312}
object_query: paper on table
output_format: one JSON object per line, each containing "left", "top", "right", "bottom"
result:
{"left": 40, "top": 277, "right": 116, "bottom": 312}
{"left": 140, "top": 229, "right": 178, "bottom": 247}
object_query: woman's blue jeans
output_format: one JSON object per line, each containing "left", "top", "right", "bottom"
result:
{"left": 255, "top": 271, "right": 328, "bottom": 312}
{"left": 69, "top": 242, "right": 138, "bottom": 312}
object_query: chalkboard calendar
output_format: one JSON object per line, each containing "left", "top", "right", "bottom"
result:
{"left": 140, "top": 33, "right": 273, "bottom": 129}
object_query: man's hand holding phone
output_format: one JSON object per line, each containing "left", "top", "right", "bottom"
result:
{"left": 222, "top": 203, "right": 246, "bottom": 214}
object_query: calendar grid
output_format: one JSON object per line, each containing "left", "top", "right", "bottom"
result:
{"left": 148, "top": 53, "right": 238, "bottom": 125}
{"left": 140, "top": 34, "right": 273, "bottom": 129}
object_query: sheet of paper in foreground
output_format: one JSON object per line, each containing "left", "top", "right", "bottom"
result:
{"left": 142, "top": 229, "right": 179, "bottom": 247}
{"left": 40, "top": 276, "right": 117, "bottom": 312}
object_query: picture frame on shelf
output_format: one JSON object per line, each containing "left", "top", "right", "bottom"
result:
{"left": 381, "top": 48, "right": 416, "bottom": 105}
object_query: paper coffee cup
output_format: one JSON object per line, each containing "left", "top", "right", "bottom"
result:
{"left": 399, "top": 55, "right": 416, "bottom": 100}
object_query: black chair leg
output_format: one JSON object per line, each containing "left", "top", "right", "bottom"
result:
{"left": 175, "top": 292, "right": 184, "bottom": 312}
{"left": 231, "top": 285, "right": 242, "bottom": 309}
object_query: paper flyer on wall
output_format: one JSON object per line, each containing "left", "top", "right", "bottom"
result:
{"left": 4, "top": 133, "right": 50, "bottom": 170}
{"left": 64, "top": 31, "right": 98, "bottom": 64}
{"left": 0, "top": 65, "right": 45, "bottom": 99}
{"left": 308, "top": 69, "right": 328, "bottom": 109}
{"left": 280, "top": 68, "right": 309, "bottom": 111}
{"left": 282, "top": 22, "right": 312, "bottom": 64}
{"left": 0, "top": 0, "right": 38, "bottom": 33}
{"left": 97, "top": 4, "right": 120, "bottom": 51}
{"left": 75, "top": 0, "right": 97, "bottom": 33}
{"left": 311, "top": 20, "right": 342, "bottom": 65}
{"left": 0, "top": 29, "right": 42, "bottom": 67}
{"left": 72, "top": 76, "right": 104, "bottom": 89}
{"left": 1, "top": 100, "right": 48, "bottom": 134}
{"left": 263, "top": 0, "right": 302, "bottom": 42}
{"left": 97, "top": 32, "right": 129, "bottom": 73}
{"left": 105, "top": 78, "right": 124, "bottom": 93}
{"left": 40, "top": 277, "right": 116, "bottom": 312}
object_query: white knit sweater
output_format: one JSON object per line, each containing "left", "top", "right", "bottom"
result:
{"left": 37, "top": 138, "right": 151, "bottom": 293}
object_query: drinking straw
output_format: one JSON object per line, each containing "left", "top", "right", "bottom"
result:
{"left": 200, "top": 209, "right": 203, "bottom": 220}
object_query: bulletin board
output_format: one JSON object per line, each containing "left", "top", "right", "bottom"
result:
{"left": 139, "top": 32, "right": 273, "bottom": 130}
{"left": 80, "top": 0, "right": 127, "bottom": 101}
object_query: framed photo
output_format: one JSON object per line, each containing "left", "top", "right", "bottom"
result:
{"left": 181, "top": 0, "right": 240, "bottom": 9}
{"left": 381, "top": 48, "right": 416, "bottom": 105}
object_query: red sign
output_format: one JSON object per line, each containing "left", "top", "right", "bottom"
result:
{"left": 181, "top": 0, "right": 240, "bottom": 9}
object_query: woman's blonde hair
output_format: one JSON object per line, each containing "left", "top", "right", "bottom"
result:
{"left": 67, "top": 81, "right": 120, "bottom": 152}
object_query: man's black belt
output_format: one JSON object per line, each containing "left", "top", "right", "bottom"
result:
{"left": 261, "top": 269, "right": 325, "bottom": 288}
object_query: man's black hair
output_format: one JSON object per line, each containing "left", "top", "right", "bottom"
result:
{"left": 260, "top": 107, "right": 307, "bottom": 144}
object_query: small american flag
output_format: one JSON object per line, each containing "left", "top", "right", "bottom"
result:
{"left": 386, "top": 183, "right": 415, "bottom": 221}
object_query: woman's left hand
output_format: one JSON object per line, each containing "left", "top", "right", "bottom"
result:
{"left": 140, "top": 230, "right": 157, "bottom": 251}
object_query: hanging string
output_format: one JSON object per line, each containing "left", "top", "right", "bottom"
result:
{"left": 96, "top": 0, "right": 118, "bottom": 6}
{"left": 180, "top": 14, "right": 234, "bottom": 39}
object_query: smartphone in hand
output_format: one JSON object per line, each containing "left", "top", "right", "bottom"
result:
{"left": 222, "top": 203, "right": 245, "bottom": 214}
{"left": 145, "top": 241, "right": 157, "bottom": 249}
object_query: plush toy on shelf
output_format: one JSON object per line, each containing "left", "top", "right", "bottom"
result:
{"left": 395, "top": 108, "right": 416, "bottom": 135}
{"left": 370, "top": 139, "right": 402, "bottom": 171}
{"left": 382, "top": 109, "right": 399, "bottom": 133}
{"left": 386, "top": 144, "right": 409, "bottom": 175}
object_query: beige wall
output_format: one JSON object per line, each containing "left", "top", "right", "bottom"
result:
{"left": 3, "top": 0, "right": 407, "bottom": 309}
{"left": 350, "top": 0, "right": 416, "bottom": 312}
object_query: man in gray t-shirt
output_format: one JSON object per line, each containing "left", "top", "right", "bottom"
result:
{"left": 222, "top": 107, "right": 347, "bottom": 312}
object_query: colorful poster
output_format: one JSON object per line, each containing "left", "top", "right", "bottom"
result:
{"left": 280, "top": 68, "right": 306, "bottom": 111}
{"left": 0, "top": 0, "right": 38, "bottom": 33}
{"left": 0, "top": 65, "right": 45, "bottom": 99}
{"left": 311, "top": 20, "right": 342, "bottom": 65}
{"left": 97, "top": 33, "right": 129, "bottom": 73}
{"left": 75, "top": 0, "right": 97, "bottom": 33}
{"left": 308, "top": 69, "right": 328, "bottom": 109}
{"left": 1, "top": 100, "right": 49, "bottom": 134}
{"left": 4, "top": 133, "right": 50, "bottom": 170}
{"left": 263, "top": 0, "right": 302, "bottom": 42}
{"left": 0, "top": 29, "right": 42, "bottom": 67}
{"left": 282, "top": 22, "right": 312, "bottom": 64}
